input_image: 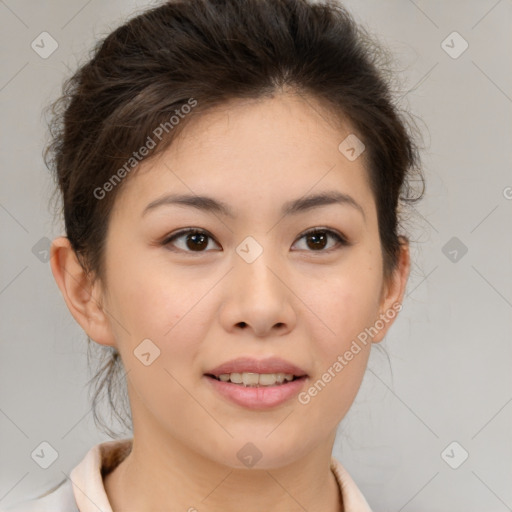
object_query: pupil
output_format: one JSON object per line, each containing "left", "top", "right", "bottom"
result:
{"left": 186, "top": 233, "right": 208, "bottom": 251}
{"left": 307, "top": 232, "right": 327, "bottom": 250}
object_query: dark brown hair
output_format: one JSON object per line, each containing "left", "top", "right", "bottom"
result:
{"left": 46, "top": 0, "right": 424, "bottom": 437}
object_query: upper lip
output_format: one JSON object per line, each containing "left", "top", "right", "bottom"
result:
{"left": 205, "top": 357, "right": 308, "bottom": 377}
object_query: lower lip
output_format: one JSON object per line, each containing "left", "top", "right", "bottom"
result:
{"left": 204, "top": 375, "right": 308, "bottom": 410}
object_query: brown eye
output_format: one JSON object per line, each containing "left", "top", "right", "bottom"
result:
{"left": 292, "top": 228, "right": 348, "bottom": 252}
{"left": 163, "top": 229, "right": 221, "bottom": 252}
{"left": 185, "top": 232, "right": 209, "bottom": 250}
{"left": 305, "top": 231, "right": 328, "bottom": 250}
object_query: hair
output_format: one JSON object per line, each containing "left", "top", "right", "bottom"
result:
{"left": 45, "top": 0, "right": 425, "bottom": 438}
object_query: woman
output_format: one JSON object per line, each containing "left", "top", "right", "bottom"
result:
{"left": 4, "top": 0, "right": 423, "bottom": 510}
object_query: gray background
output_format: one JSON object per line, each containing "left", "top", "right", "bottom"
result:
{"left": 1, "top": 1, "right": 511, "bottom": 511}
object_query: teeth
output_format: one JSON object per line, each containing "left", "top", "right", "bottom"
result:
{"left": 216, "top": 372, "right": 297, "bottom": 386}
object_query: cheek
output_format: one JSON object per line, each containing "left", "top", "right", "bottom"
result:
{"left": 303, "top": 260, "right": 382, "bottom": 353}
{"left": 106, "top": 246, "right": 198, "bottom": 330}
{"left": 296, "top": 293, "right": 375, "bottom": 431}
{"left": 108, "top": 267, "right": 212, "bottom": 429}
{"left": 104, "top": 252, "right": 214, "bottom": 379}
{"left": 299, "top": 344, "right": 371, "bottom": 433}
{"left": 294, "top": 260, "right": 381, "bottom": 423}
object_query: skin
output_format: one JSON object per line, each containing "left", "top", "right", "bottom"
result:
{"left": 50, "top": 91, "right": 410, "bottom": 512}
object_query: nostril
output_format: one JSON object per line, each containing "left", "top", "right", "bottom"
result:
{"left": 237, "top": 322, "right": 247, "bottom": 328}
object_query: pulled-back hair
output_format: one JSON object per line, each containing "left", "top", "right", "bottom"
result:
{"left": 46, "top": 0, "right": 424, "bottom": 437}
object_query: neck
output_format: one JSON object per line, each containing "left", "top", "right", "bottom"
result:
{"left": 104, "top": 432, "right": 343, "bottom": 512}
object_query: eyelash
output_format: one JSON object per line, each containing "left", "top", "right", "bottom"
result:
{"left": 161, "top": 227, "right": 349, "bottom": 254}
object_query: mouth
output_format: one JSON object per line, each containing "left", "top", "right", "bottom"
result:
{"left": 204, "top": 356, "right": 309, "bottom": 388}
{"left": 204, "top": 372, "right": 307, "bottom": 387}
{"left": 203, "top": 366, "right": 309, "bottom": 409}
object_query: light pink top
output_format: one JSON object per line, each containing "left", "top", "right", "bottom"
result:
{"left": 3, "top": 438, "right": 372, "bottom": 511}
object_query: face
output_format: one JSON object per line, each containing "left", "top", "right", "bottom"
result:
{"left": 89, "top": 92, "right": 406, "bottom": 468}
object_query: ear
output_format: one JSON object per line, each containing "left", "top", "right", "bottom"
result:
{"left": 49, "top": 236, "right": 116, "bottom": 347}
{"left": 371, "top": 236, "right": 411, "bottom": 343}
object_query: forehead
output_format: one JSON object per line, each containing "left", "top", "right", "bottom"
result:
{"left": 111, "top": 92, "right": 375, "bottom": 221}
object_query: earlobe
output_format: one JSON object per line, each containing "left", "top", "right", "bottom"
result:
{"left": 49, "top": 236, "right": 116, "bottom": 347}
{"left": 372, "top": 236, "right": 411, "bottom": 343}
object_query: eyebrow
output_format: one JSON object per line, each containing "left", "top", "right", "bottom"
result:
{"left": 142, "top": 190, "right": 365, "bottom": 221}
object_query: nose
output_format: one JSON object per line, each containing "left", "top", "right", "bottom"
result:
{"left": 219, "top": 249, "right": 297, "bottom": 338}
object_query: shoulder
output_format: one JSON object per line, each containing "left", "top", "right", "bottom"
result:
{"left": 330, "top": 456, "right": 373, "bottom": 512}
{"left": 0, "top": 479, "right": 78, "bottom": 512}
{"left": 1, "top": 438, "right": 132, "bottom": 512}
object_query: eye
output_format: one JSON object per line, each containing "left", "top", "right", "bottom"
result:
{"left": 161, "top": 227, "right": 348, "bottom": 253}
{"left": 292, "top": 228, "right": 349, "bottom": 252}
{"left": 162, "top": 228, "right": 221, "bottom": 253}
